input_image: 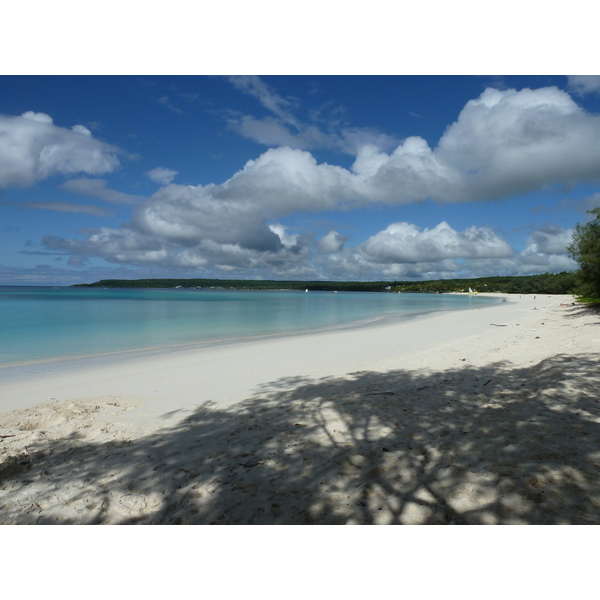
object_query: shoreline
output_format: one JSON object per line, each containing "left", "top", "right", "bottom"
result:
{"left": 2, "top": 293, "right": 599, "bottom": 524}
{"left": 0, "top": 290, "right": 499, "bottom": 372}
{"left": 0, "top": 293, "right": 506, "bottom": 412}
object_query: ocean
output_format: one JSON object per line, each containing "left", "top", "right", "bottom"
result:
{"left": 0, "top": 286, "right": 499, "bottom": 368}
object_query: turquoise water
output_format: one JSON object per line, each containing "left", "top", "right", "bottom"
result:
{"left": 0, "top": 286, "right": 499, "bottom": 367}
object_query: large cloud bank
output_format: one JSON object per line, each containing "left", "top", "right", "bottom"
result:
{"left": 43, "top": 214, "right": 577, "bottom": 281}
{"left": 35, "top": 86, "right": 591, "bottom": 279}
{"left": 221, "top": 86, "right": 600, "bottom": 209}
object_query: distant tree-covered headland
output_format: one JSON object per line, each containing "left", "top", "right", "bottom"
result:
{"left": 72, "top": 271, "right": 578, "bottom": 295}
{"left": 73, "top": 278, "right": 396, "bottom": 292}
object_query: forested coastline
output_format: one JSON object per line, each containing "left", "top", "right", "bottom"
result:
{"left": 72, "top": 271, "right": 577, "bottom": 294}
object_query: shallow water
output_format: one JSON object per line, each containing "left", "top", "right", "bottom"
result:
{"left": 0, "top": 286, "right": 499, "bottom": 367}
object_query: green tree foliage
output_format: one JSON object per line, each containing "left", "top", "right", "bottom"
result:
{"left": 568, "top": 207, "right": 600, "bottom": 298}
{"left": 392, "top": 272, "right": 577, "bottom": 294}
{"left": 72, "top": 272, "right": 578, "bottom": 295}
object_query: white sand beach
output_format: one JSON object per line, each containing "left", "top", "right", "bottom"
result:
{"left": 1, "top": 294, "right": 599, "bottom": 524}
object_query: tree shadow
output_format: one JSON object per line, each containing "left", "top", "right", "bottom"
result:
{"left": 561, "top": 302, "right": 600, "bottom": 323}
{"left": 2, "top": 352, "right": 600, "bottom": 524}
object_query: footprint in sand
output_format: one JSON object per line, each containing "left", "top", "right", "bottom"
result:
{"left": 116, "top": 493, "right": 150, "bottom": 518}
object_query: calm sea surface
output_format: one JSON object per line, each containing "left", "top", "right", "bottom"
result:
{"left": 0, "top": 286, "right": 500, "bottom": 367}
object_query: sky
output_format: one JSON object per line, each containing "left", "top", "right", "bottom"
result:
{"left": 2, "top": 73, "right": 600, "bottom": 285}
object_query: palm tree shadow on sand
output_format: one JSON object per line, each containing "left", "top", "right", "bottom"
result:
{"left": 2, "top": 352, "right": 600, "bottom": 524}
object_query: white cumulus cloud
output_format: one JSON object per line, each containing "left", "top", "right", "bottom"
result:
{"left": 359, "top": 222, "right": 514, "bottom": 264}
{"left": 515, "top": 224, "right": 577, "bottom": 273}
{"left": 567, "top": 75, "right": 600, "bottom": 96}
{"left": 435, "top": 86, "right": 600, "bottom": 200}
{"left": 146, "top": 167, "right": 178, "bottom": 186}
{"left": 523, "top": 224, "right": 574, "bottom": 256}
{"left": 269, "top": 224, "right": 299, "bottom": 249}
{"left": 43, "top": 229, "right": 170, "bottom": 265}
{"left": 318, "top": 230, "right": 348, "bottom": 254}
{"left": 0, "top": 112, "right": 120, "bottom": 189}
{"left": 131, "top": 184, "right": 283, "bottom": 252}
{"left": 212, "top": 86, "right": 600, "bottom": 213}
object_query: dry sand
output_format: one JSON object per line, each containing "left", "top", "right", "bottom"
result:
{"left": 1, "top": 293, "right": 599, "bottom": 524}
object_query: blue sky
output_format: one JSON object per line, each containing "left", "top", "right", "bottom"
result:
{"left": 2, "top": 74, "right": 600, "bottom": 285}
